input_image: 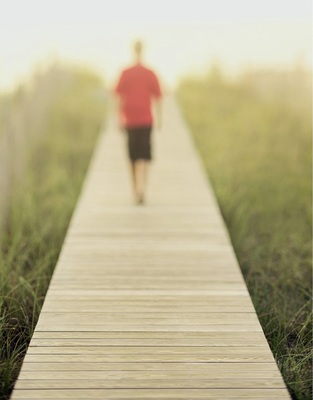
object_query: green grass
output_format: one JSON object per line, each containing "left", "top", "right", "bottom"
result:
{"left": 0, "top": 66, "right": 106, "bottom": 399}
{"left": 176, "top": 67, "right": 312, "bottom": 400}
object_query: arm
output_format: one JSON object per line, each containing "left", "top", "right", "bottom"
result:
{"left": 114, "top": 72, "right": 126, "bottom": 132}
{"left": 151, "top": 72, "right": 162, "bottom": 131}
{"left": 114, "top": 94, "right": 125, "bottom": 132}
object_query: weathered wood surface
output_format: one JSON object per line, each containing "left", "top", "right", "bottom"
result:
{"left": 11, "top": 95, "right": 290, "bottom": 399}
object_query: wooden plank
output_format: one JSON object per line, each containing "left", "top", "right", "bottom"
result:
{"left": 40, "top": 306, "right": 256, "bottom": 313}
{"left": 10, "top": 388, "right": 291, "bottom": 399}
{"left": 31, "top": 330, "right": 266, "bottom": 339}
{"left": 41, "top": 289, "right": 251, "bottom": 297}
{"left": 29, "top": 337, "right": 266, "bottom": 346}
{"left": 49, "top": 269, "right": 242, "bottom": 277}
{"left": 26, "top": 345, "right": 270, "bottom": 355}
{"left": 34, "top": 324, "right": 264, "bottom": 332}
{"left": 20, "top": 361, "right": 280, "bottom": 373}
{"left": 40, "top": 305, "right": 253, "bottom": 313}
{"left": 14, "top": 378, "right": 286, "bottom": 389}
{"left": 18, "top": 371, "right": 283, "bottom": 381}
{"left": 47, "top": 283, "right": 248, "bottom": 291}
{"left": 23, "top": 351, "right": 273, "bottom": 363}
{"left": 10, "top": 95, "right": 290, "bottom": 399}
{"left": 48, "top": 277, "right": 246, "bottom": 284}
{"left": 36, "top": 312, "right": 260, "bottom": 323}
{"left": 46, "top": 289, "right": 249, "bottom": 296}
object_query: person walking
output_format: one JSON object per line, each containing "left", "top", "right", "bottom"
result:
{"left": 115, "top": 40, "right": 162, "bottom": 205}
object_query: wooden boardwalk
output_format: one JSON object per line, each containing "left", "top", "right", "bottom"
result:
{"left": 11, "top": 95, "right": 290, "bottom": 399}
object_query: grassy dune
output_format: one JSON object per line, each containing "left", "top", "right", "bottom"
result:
{"left": 0, "top": 66, "right": 106, "bottom": 399}
{"left": 176, "top": 66, "right": 312, "bottom": 400}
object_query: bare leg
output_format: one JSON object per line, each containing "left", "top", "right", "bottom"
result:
{"left": 130, "top": 161, "right": 137, "bottom": 199}
{"left": 130, "top": 160, "right": 149, "bottom": 204}
{"left": 136, "top": 160, "right": 149, "bottom": 203}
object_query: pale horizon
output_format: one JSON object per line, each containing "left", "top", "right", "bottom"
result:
{"left": 0, "top": 0, "right": 311, "bottom": 91}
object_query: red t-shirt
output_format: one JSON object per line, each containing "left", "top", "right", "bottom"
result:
{"left": 115, "top": 64, "right": 162, "bottom": 128}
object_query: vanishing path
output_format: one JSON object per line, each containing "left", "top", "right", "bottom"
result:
{"left": 11, "top": 95, "right": 290, "bottom": 399}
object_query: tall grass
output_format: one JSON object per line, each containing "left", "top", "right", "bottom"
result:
{"left": 0, "top": 66, "right": 106, "bottom": 399}
{"left": 177, "top": 65, "right": 312, "bottom": 400}
{"left": 0, "top": 66, "right": 74, "bottom": 228}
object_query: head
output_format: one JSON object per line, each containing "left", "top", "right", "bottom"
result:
{"left": 133, "top": 40, "right": 143, "bottom": 63}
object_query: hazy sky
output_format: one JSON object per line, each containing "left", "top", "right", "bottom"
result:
{"left": 0, "top": 0, "right": 311, "bottom": 90}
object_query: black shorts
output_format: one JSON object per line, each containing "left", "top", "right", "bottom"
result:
{"left": 126, "top": 126, "right": 152, "bottom": 162}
